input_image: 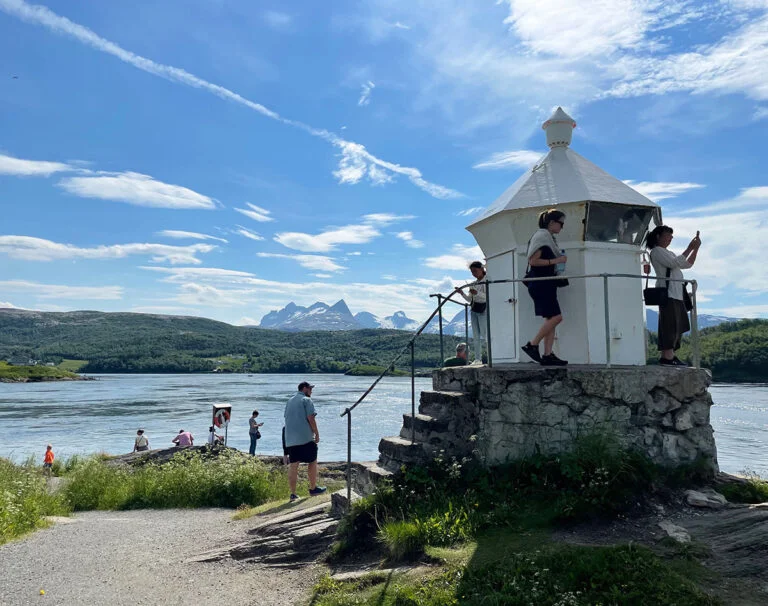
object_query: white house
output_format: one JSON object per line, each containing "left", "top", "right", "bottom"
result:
{"left": 467, "top": 107, "right": 660, "bottom": 365}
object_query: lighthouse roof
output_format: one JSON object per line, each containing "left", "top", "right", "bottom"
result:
{"left": 468, "top": 108, "right": 658, "bottom": 228}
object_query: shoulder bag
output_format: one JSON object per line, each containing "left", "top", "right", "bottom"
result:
{"left": 643, "top": 268, "right": 670, "bottom": 307}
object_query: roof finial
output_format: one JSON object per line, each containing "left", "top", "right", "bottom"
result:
{"left": 542, "top": 107, "right": 576, "bottom": 148}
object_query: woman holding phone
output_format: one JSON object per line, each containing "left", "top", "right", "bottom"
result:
{"left": 645, "top": 226, "right": 702, "bottom": 366}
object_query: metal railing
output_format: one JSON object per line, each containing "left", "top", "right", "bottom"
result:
{"left": 340, "top": 271, "right": 700, "bottom": 507}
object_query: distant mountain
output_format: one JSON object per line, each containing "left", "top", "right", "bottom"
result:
{"left": 261, "top": 301, "right": 468, "bottom": 333}
{"left": 259, "top": 300, "right": 359, "bottom": 331}
{"left": 645, "top": 309, "right": 740, "bottom": 330}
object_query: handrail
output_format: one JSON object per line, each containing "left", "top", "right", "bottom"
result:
{"left": 340, "top": 270, "right": 700, "bottom": 508}
{"left": 340, "top": 289, "right": 470, "bottom": 419}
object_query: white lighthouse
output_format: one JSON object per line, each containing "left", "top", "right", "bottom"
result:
{"left": 467, "top": 107, "right": 660, "bottom": 365}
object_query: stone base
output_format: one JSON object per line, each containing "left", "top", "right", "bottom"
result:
{"left": 432, "top": 365, "right": 718, "bottom": 473}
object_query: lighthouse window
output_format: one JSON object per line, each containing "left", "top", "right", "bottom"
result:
{"left": 584, "top": 202, "right": 653, "bottom": 245}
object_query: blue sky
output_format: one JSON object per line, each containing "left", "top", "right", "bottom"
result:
{"left": 1, "top": 0, "right": 767, "bottom": 325}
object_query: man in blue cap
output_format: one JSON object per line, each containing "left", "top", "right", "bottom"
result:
{"left": 284, "top": 381, "right": 326, "bottom": 502}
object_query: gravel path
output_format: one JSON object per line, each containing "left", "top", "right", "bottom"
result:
{"left": 0, "top": 509, "right": 320, "bottom": 606}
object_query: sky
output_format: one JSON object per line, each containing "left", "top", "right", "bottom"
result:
{"left": 1, "top": 0, "right": 767, "bottom": 325}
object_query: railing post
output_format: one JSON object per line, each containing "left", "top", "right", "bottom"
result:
{"left": 346, "top": 409, "right": 352, "bottom": 507}
{"left": 691, "top": 280, "right": 700, "bottom": 369}
{"left": 410, "top": 341, "right": 416, "bottom": 444}
{"left": 603, "top": 275, "right": 611, "bottom": 368}
{"left": 464, "top": 304, "right": 469, "bottom": 346}
{"left": 485, "top": 281, "right": 492, "bottom": 368}
{"left": 437, "top": 295, "right": 444, "bottom": 363}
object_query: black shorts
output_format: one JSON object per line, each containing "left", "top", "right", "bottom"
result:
{"left": 529, "top": 283, "right": 561, "bottom": 318}
{"left": 286, "top": 441, "right": 318, "bottom": 464}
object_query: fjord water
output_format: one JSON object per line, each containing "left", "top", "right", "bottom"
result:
{"left": 1, "top": 374, "right": 767, "bottom": 476}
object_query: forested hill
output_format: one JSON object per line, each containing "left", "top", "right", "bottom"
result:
{"left": 0, "top": 308, "right": 457, "bottom": 374}
{"left": 676, "top": 319, "right": 768, "bottom": 382}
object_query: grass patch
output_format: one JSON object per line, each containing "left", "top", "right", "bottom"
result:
{"left": 0, "top": 458, "right": 71, "bottom": 545}
{"left": 717, "top": 472, "right": 768, "bottom": 504}
{"left": 58, "top": 359, "right": 88, "bottom": 372}
{"left": 0, "top": 361, "right": 78, "bottom": 381}
{"left": 63, "top": 450, "right": 290, "bottom": 510}
{"left": 314, "top": 531, "right": 720, "bottom": 606}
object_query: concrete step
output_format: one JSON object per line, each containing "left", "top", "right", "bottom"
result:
{"left": 349, "top": 460, "right": 393, "bottom": 497}
{"left": 418, "top": 390, "right": 473, "bottom": 418}
{"left": 378, "top": 435, "right": 429, "bottom": 472}
{"left": 399, "top": 413, "right": 449, "bottom": 442}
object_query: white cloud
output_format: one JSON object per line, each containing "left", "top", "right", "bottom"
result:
{"left": 363, "top": 213, "right": 416, "bottom": 226}
{"left": 274, "top": 224, "right": 381, "bottom": 252}
{"left": 157, "top": 230, "right": 228, "bottom": 243}
{"left": 234, "top": 203, "right": 274, "bottom": 222}
{"left": 677, "top": 186, "right": 768, "bottom": 215}
{"left": 473, "top": 150, "right": 543, "bottom": 170}
{"left": 0, "top": 236, "right": 216, "bottom": 265}
{"left": 424, "top": 243, "right": 483, "bottom": 270}
{"left": 0, "top": 153, "right": 72, "bottom": 176}
{"left": 0, "top": 301, "right": 19, "bottom": 308}
{"left": 129, "top": 305, "right": 198, "bottom": 315}
{"left": 0, "top": 0, "right": 458, "bottom": 199}
{"left": 395, "top": 231, "right": 424, "bottom": 248}
{"left": 358, "top": 80, "right": 375, "bottom": 106}
{"left": 700, "top": 304, "right": 768, "bottom": 318}
{"left": 622, "top": 180, "right": 705, "bottom": 201}
{"left": 665, "top": 210, "right": 768, "bottom": 291}
{"left": 456, "top": 207, "right": 484, "bottom": 217}
{"left": 755, "top": 106, "right": 768, "bottom": 121}
{"left": 0, "top": 279, "right": 123, "bottom": 300}
{"left": 58, "top": 171, "right": 217, "bottom": 209}
{"left": 256, "top": 252, "right": 346, "bottom": 272}
{"left": 234, "top": 226, "right": 265, "bottom": 241}
{"left": 313, "top": 274, "right": 333, "bottom": 279}
{"left": 144, "top": 266, "right": 462, "bottom": 319}
{"left": 382, "top": 274, "right": 397, "bottom": 280}
{"left": 263, "top": 11, "right": 292, "bottom": 30}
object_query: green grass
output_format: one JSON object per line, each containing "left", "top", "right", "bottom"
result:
{"left": 58, "top": 359, "right": 88, "bottom": 372}
{"left": 314, "top": 527, "right": 720, "bottom": 606}
{"left": 717, "top": 472, "right": 768, "bottom": 504}
{"left": 0, "top": 361, "right": 79, "bottom": 381}
{"left": 0, "top": 458, "right": 71, "bottom": 545}
{"left": 63, "top": 450, "right": 291, "bottom": 510}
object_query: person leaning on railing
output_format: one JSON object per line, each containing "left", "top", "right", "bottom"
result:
{"left": 645, "top": 225, "right": 701, "bottom": 366}
{"left": 521, "top": 209, "right": 569, "bottom": 366}
{"left": 455, "top": 261, "right": 487, "bottom": 365}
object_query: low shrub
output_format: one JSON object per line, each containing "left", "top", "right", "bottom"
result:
{"left": 0, "top": 458, "right": 71, "bottom": 544}
{"left": 64, "top": 450, "right": 289, "bottom": 510}
{"left": 717, "top": 472, "right": 768, "bottom": 504}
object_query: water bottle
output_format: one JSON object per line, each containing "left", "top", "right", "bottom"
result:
{"left": 555, "top": 249, "right": 566, "bottom": 274}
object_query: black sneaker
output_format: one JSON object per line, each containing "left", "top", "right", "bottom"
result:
{"left": 521, "top": 342, "right": 541, "bottom": 363}
{"left": 659, "top": 358, "right": 675, "bottom": 366}
{"left": 541, "top": 353, "right": 567, "bottom": 366}
{"left": 672, "top": 357, "right": 688, "bottom": 366}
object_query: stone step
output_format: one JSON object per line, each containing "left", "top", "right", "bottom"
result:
{"left": 378, "top": 435, "right": 429, "bottom": 472}
{"left": 400, "top": 413, "right": 450, "bottom": 442}
{"left": 349, "top": 461, "right": 393, "bottom": 497}
{"left": 418, "top": 390, "right": 473, "bottom": 418}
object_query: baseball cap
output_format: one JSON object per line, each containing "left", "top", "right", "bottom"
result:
{"left": 298, "top": 381, "right": 315, "bottom": 391}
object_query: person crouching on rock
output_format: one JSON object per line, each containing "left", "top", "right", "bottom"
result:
{"left": 208, "top": 426, "right": 224, "bottom": 446}
{"left": 521, "top": 208, "right": 568, "bottom": 366}
{"left": 172, "top": 429, "right": 194, "bottom": 448}
{"left": 133, "top": 429, "right": 149, "bottom": 452}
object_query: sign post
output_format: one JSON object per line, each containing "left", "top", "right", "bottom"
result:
{"left": 212, "top": 403, "right": 232, "bottom": 446}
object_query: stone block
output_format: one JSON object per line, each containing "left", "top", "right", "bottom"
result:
{"left": 685, "top": 488, "right": 727, "bottom": 509}
{"left": 658, "top": 520, "right": 691, "bottom": 544}
{"left": 646, "top": 388, "right": 683, "bottom": 415}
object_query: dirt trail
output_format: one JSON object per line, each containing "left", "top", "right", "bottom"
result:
{"left": 0, "top": 509, "right": 320, "bottom": 606}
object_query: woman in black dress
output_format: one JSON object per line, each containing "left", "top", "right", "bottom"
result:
{"left": 521, "top": 209, "right": 568, "bottom": 366}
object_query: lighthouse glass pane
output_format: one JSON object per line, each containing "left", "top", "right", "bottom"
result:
{"left": 585, "top": 202, "right": 653, "bottom": 245}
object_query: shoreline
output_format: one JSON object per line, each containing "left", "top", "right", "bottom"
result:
{"left": 0, "top": 375, "right": 95, "bottom": 383}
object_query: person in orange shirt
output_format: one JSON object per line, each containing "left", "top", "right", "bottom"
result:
{"left": 43, "top": 444, "right": 54, "bottom": 476}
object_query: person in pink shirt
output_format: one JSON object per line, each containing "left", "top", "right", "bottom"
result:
{"left": 171, "top": 429, "right": 194, "bottom": 448}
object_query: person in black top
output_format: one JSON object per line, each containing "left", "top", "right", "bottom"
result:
{"left": 521, "top": 209, "right": 568, "bottom": 366}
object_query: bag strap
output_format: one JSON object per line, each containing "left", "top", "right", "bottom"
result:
{"left": 665, "top": 267, "right": 671, "bottom": 291}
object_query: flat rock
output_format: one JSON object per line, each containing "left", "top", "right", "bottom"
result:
{"left": 658, "top": 520, "right": 690, "bottom": 544}
{"left": 685, "top": 488, "right": 728, "bottom": 509}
